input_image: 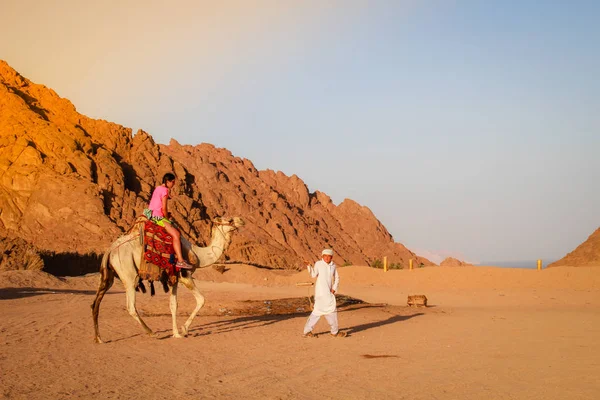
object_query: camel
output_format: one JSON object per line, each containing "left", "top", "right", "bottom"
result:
{"left": 91, "top": 216, "right": 245, "bottom": 343}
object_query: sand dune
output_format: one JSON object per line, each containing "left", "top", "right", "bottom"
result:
{"left": 1, "top": 265, "right": 599, "bottom": 399}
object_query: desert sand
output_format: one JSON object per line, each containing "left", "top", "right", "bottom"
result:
{"left": 1, "top": 265, "right": 599, "bottom": 400}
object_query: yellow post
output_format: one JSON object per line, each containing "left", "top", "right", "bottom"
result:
{"left": 383, "top": 256, "right": 388, "bottom": 272}
{"left": 537, "top": 259, "right": 542, "bottom": 270}
{"left": 409, "top": 259, "right": 413, "bottom": 270}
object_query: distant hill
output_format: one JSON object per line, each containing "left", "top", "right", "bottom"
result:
{"left": 0, "top": 59, "right": 432, "bottom": 270}
{"left": 440, "top": 257, "right": 473, "bottom": 267}
{"left": 548, "top": 228, "right": 600, "bottom": 267}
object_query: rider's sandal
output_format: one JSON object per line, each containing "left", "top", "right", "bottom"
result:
{"left": 176, "top": 260, "right": 193, "bottom": 270}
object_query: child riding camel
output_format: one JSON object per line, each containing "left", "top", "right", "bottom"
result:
{"left": 147, "top": 173, "right": 192, "bottom": 269}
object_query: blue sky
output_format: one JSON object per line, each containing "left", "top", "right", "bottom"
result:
{"left": 1, "top": 0, "right": 598, "bottom": 263}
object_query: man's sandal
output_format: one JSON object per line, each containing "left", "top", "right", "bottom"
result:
{"left": 302, "top": 332, "right": 317, "bottom": 338}
{"left": 330, "top": 331, "right": 347, "bottom": 338}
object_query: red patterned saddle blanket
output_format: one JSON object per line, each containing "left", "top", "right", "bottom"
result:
{"left": 142, "top": 220, "right": 177, "bottom": 281}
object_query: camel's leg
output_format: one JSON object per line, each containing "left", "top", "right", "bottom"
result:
{"left": 170, "top": 283, "right": 183, "bottom": 338}
{"left": 180, "top": 276, "right": 205, "bottom": 336}
{"left": 125, "top": 284, "right": 155, "bottom": 337}
{"left": 91, "top": 265, "right": 115, "bottom": 344}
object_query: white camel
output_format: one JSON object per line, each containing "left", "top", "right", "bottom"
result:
{"left": 91, "top": 216, "right": 245, "bottom": 343}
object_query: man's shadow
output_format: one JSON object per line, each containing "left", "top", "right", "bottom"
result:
{"left": 344, "top": 312, "right": 424, "bottom": 335}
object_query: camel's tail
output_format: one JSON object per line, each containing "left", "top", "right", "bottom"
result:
{"left": 98, "top": 248, "right": 119, "bottom": 283}
{"left": 100, "top": 249, "right": 110, "bottom": 273}
{"left": 95, "top": 249, "right": 114, "bottom": 292}
{"left": 91, "top": 249, "right": 116, "bottom": 343}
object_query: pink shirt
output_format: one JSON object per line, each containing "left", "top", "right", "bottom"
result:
{"left": 148, "top": 185, "right": 169, "bottom": 217}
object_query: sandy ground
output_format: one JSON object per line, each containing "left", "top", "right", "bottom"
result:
{"left": 1, "top": 265, "right": 599, "bottom": 400}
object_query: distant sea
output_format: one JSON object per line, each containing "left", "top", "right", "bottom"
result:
{"left": 477, "top": 260, "right": 557, "bottom": 269}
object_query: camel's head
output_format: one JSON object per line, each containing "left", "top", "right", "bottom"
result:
{"left": 213, "top": 216, "right": 245, "bottom": 232}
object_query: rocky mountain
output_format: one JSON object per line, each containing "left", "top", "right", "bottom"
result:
{"left": 0, "top": 60, "right": 433, "bottom": 271}
{"left": 548, "top": 228, "right": 600, "bottom": 267}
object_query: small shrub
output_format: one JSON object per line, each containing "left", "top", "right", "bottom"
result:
{"left": 419, "top": 262, "right": 425, "bottom": 268}
{"left": 389, "top": 262, "right": 404, "bottom": 270}
{"left": 371, "top": 259, "right": 383, "bottom": 269}
{"left": 342, "top": 261, "right": 352, "bottom": 267}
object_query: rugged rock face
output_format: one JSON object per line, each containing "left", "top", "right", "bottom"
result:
{"left": 0, "top": 234, "right": 44, "bottom": 271}
{"left": 0, "top": 60, "right": 432, "bottom": 270}
{"left": 439, "top": 257, "right": 472, "bottom": 267}
{"left": 548, "top": 228, "right": 600, "bottom": 267}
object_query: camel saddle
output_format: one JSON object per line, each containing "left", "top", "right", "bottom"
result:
{"left": 139, "top": 219, "right": 178, "bottom": 286}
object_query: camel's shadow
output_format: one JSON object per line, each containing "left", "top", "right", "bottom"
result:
{"left": 186, "top": 311, "right": 307, "bottom": 337}
{"left": 182, "top": 303, "right": 423, "bottom": 338}
{"left": 0, "top": 287, "right": 97, "bottom": 300}
{"left": 105, "top": 299, "right": 429, "bottom": 342}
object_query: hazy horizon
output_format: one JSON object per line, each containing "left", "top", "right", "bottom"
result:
{"left": 1, "top": 0, "right": 598, "bottom": 263}
{"left": 477, "top": 259, "right": 556, "bottom": 269}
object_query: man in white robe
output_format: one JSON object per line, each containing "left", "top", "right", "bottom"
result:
{"left": 302, "top": 249, "right": 347, "bottom": 338}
